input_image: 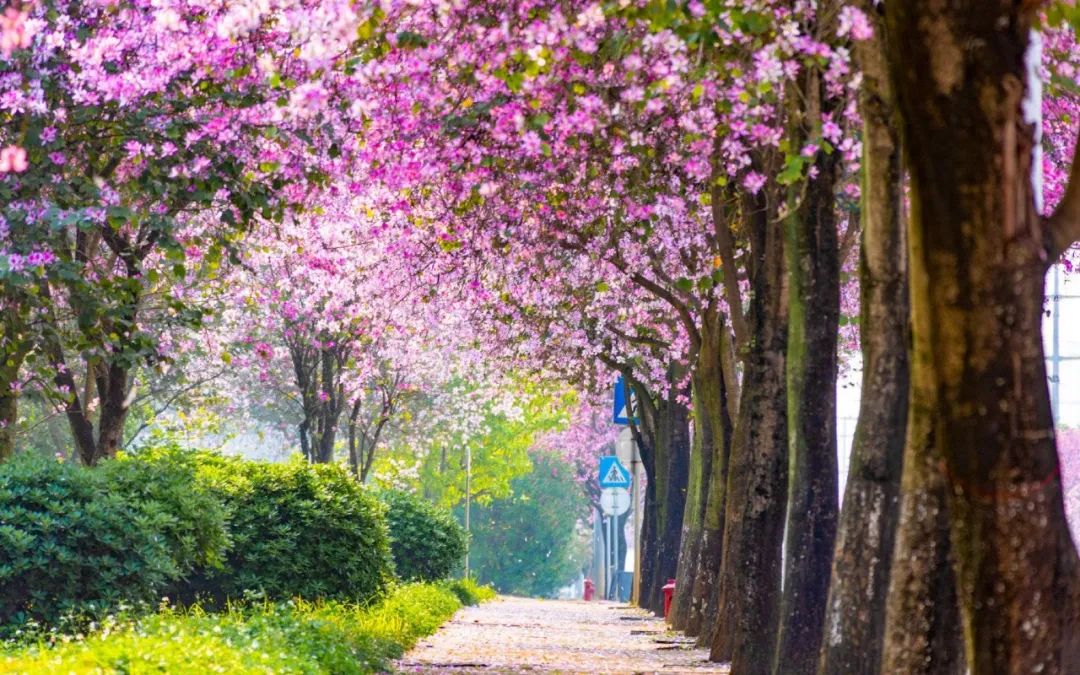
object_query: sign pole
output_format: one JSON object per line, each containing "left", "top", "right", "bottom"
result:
{"left": 632, "top": 449, "right": 640, "bottom": 605}
{"left": 604, "top": 515, "right": 611, "bottom": 600}
{"left": 610, "top": 514, "right": 617, "bottom": 600}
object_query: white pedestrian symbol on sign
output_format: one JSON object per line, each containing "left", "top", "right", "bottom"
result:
{"left": 604, "top": 463, "right": 625, "bottom": 485}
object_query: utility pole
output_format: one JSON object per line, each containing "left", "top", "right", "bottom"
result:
{"left": 464, "top": 444, "right": 471, "bottom": 578}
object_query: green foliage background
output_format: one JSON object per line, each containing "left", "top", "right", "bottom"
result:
{"left": 463, "top": 452, "right": 590, "bottom": 597}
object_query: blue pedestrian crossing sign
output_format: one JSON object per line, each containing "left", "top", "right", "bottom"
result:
{"left": 599, "top": 456, "right": 632, "bottom": 489}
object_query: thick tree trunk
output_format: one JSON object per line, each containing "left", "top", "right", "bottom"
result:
{"left": 668, "top": 405, "right": 708, "bottom": 630}
{"left": 93, "top": 362, "right": 130, "bottom": 462}
{"left": 885, "top": 4, "right": 1080, "bottom": 671}
{"left": 691, "top": 308, "right": 734, "bottom": 635}
{"left": 630, "top": 381, "right": 661, "bottom": 612}
{"left": 776, "top": 95, "right": 841, "bottom": 675}
{"left": 882, "top": 376, "right": 964, "bottom": 675}
{"left": 819, "top": 7, "right": 909, "bottom": 672}
{"left": 633, "top": 378, "right": 691, "bottom": 616}
{"left": 686, "top": 311, "right": 733, "bottom": 639}
{"left": 652, "top": 397, "right": 690, "bottom": 613}
{"left": 710, "top": 190, "right": 788, "bottom": 673}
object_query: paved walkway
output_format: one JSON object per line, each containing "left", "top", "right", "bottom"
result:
{"left": 397, "top": 596, "right": 730, "bottom": 674}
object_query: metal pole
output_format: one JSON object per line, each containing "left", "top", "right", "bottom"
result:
{"left": 609, "top": 514, "right": 617, "bottom": 596}
{"left": 631, "top": 450, "right": 640, "bottom": 604}
{"left": 464, "top": 444, "right": 471, "bottom": 578}
{"left": 603, "top": 515, "right": 610, "bottom": 600}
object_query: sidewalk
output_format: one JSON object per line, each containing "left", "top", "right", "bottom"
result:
{"left": 397, "top": 596, "right": 730, "bottom": 674}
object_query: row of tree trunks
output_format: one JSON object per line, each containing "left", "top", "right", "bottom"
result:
{"left": 709, "top": 189, "right": 789, "bottom": 674}
{"left": 819, "top": 4, "right": 909, "bottom": 672}
{"left": 883, "top": 3, "right": 1080, "bottom": 672}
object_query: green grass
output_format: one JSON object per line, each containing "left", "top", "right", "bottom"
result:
{"left": 0, "top": 582, "right": 492, "bottom": 674}
{"left": 446, "top": 578, "right": 497, "bottom": 606}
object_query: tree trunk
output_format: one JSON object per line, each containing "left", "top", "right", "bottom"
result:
{"left": 630, "top": 379, "right": 661, "bottom": 612}
{"left": 710, "top": 190, "right": 788, "bottom": 673}
{"left": 820, "top": 6, "right": 909, "bottom": 672}
{"left": 668, "top": 400, "right": 709, "bottom": 630}
{"left": 93, "top": 361, "right": 131, "bottom": 462}
{"left": 0, "top": 384, "right": 16, "bottom": 460}
{"left": 882, "top": 378, "right": 964, "bottom": 675}
{"left": 0, "top": 306, "right": 31, "bottom": 460}
{"left": 885, "top": 4, "right": 1080, "bottom": 671}
{"left": 691, "top": 311, "right": 734, "bottom": 641}
{"left": 652, "top": 394, "right": 690, "bottom": 614}
{"left": 775, "top": 65, "right": 841, "bottom": 675}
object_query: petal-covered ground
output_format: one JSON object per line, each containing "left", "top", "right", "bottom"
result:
{"left": 397, "top": 596, "right": 731, "bottom": 674}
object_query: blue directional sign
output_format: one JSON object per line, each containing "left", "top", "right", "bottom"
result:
{"left": 612, "top": 375, "right": 636, "bottom": 425}
{"left": 599, "top": 456, "right": 632, "bottom": 489}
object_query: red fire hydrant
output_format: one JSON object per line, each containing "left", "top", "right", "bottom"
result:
{"left": 583, "top": 578, "right": 595, "bottom": 601}
{"left": 662, "top": 578, "right": 677, "bottom": 619}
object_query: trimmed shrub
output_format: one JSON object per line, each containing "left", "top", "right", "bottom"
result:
{"left": 102, "top": 446, "right": 231, "bottom": 575}
{"left": 379, "top": 489, "right": 467, "bottom": 582}
{"left": 0, "top": 454, "right": 178, "bottom": 628}
{"left": 190, "top": 456, "right": 394, "bottom": 604}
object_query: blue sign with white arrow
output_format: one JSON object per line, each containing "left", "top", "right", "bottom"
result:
{"left": 612, "top": 375, "right": 636, "bottom": 425}
{"left": 598, "top": 456, "right": 632, "bottom": 489}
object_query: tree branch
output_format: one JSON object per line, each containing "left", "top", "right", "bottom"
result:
{"left": 1048, "top": 130, "right": 1080, "bottom": 260}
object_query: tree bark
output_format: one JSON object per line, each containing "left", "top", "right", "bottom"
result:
{"left": 653, "top": 395, "right": 690, "bottom": 613}
{"left": 628, "top": 376, "right": 661, "bottom": 612}
{"left": 630, "top": 370, "right": 691, "bottom": 616}
{"left": 820, "top": 5, "right": 909, "bottom": 672}
{"left": 691, "top": 311, "right": 734, "bottom": 641}
{"left": 0, "top": 302, "right": 31, "bottom": 460}
{"left": 885, "top": 4, "right": 1080, "bottom": 671}
{"left": 668, "top": 399, "right": 709, "bottom": 630}
{"left": 0, "top": 384, "right": 16, "bottom": 460}
{"left": 710, "top": 189, "right": 788, "bottom": 673}
{"left": 775, "top": 77, "right": 841, "bottom": 675}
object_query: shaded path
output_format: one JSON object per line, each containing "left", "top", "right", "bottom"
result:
{"left": 397, "top": 596, "right": 730, "bottom": 674}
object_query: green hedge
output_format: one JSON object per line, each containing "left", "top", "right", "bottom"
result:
{"left": 0, "top": 449, "right": 395, "bottom": 631}
{"left": 0, "top": 583, "right": 469, "bottom": 674}
{"left": 189, "top": 456, "right": 394, "bottom": 604}
{"left": 379, "top": 489, "right": 467, "bottom": 582}
{"left": 0, "top": 452, "right": 226, "bottom": 629}
{"left": 102, "top": 448, "right": 231, "bottom": 577}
